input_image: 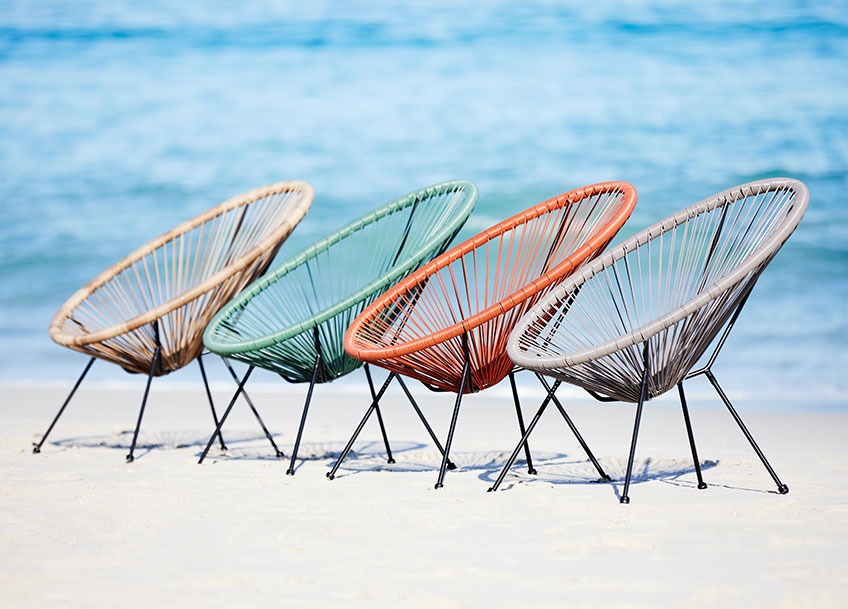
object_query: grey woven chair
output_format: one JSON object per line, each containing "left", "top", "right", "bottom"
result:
{"left": 496, "top": 178, "right": 808, "bottom": 502}
{"left": 36, "top": 181, "right": 313, "bottom": 461}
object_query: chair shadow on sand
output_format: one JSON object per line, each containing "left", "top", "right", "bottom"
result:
{"left": 44, "top": 430, "right": 272, "bottom": 462}
{"left": 328, "top": 445, "right": 720, "bottom": 492}
{"left": 46, "top": 433, "right": 784, "bottom": 498}
{"left": 203, "top": 438, "right": 434, "bottom": 472}
{"left": 480, "top": 454, "right": 784, "bottom": 497}
{"left": 41, "top": 431, "right": 432, "bottom": 467}
{"left": 480, "top": 454, "right": 720, "bottom": 501}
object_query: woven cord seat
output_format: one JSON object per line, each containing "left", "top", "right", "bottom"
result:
{"left": 199, "top": 180, "right": 477, "bottom": 474}
{"left": 35, "top": 181, "right": 314, "bottom": 461}
{"left": 330, "top": 182, "right": 637, "bottom": 488}
{"left": 495, "top": 178, "right": 809, "bottom": 502}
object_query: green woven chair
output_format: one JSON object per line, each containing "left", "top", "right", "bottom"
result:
{"left": 200, "top": 180, "right": 478, "bottom": 473}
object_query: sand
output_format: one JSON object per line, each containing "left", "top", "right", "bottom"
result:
{"left": 1, "top": 377, "right": 846, "bottom": 608}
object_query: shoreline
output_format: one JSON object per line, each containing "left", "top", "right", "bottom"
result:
{"left": 3, "top": 373, "right": 845, "bottom": 412}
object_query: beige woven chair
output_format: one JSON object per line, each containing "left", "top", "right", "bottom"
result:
{"left": 35, "top": 181, "right": 314, "bottom": 461}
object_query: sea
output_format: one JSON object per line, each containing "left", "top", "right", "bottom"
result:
{"left": 1, "top": 1, "right": 846, "bottom": 409}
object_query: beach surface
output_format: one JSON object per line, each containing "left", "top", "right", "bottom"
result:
{"left": 1, "top": 379, "right": 846, "bottom": 608}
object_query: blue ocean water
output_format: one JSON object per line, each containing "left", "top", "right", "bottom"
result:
{"left": 1, "top": 1, "right": 846, "bottom": 406}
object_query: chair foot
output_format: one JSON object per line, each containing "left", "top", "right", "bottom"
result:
{"left": 528, "top": 467, "right": 538, "bottom": 475}
{"left": 286, "top": 468, "right": 295, "bottom": 476}
{"left": 778, "top": 484, "right": 789, "bottom": 495}
{"left": 620, "top": 495, "right": 630, "bottom": 504}
{"left": 275, "top": 451, "right": 284, "bottom": 458}
{"left": 326, "top": 472, "right": 335, "bottom": 480}
{"left": 698, "top": 482, "right": 708, "bottom": 490}
{"left": 447, "top": 461, "right": 457, "bottom": 471}
{"left": 387, "top": 458, "right": 396, "bottom": 464}
{"left": 32, "top": 444, "right": 41, "bottom": 454}
{"left": 487, "top": 486, "right": 495, "bottom": 492}
{"left": 125, "top": 454, "right": 135, "bottom": 464}
{"left": 434, "top": 483, "right": 443, "bottom": 489}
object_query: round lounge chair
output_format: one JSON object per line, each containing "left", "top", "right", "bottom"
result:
{"left": 332, "top": 181, "right": 637, "bottom": 487}
{"left": 200, "top": 180, "right": 478, "bottom": 474}
{"left": 498, "top": 177, "right": 808, "bottom": 502}
{"left": 36, "top": 181, "right": 314, "bottom": 461}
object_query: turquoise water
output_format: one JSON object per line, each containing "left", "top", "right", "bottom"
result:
{"left": 1, "top": 1, "right": 846, "bottom": 405}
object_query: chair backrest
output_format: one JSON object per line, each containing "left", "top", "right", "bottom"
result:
{"left": 507, "top": 177, "right": 809, "bottom": 402}
{"left": 49, "top": 181, "right": 314, "bottom": 375}
{"left": 344, "top": 181, "right": 637, "bottom": 393}
{"left": 202, "top": 180, "right": 478, "bottom": 383}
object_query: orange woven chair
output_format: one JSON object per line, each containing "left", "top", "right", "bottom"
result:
{"left": 329, "top": 182, "right": 637, "bottom": 487}
{"left": 35, "top": 181, "right": 313, "bottom": 462}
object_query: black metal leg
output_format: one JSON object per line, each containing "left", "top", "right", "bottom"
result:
{"left": 327, "top": 371, "right": 396, "bottom": 480}
{"left": 395, "top": 375, "right": 456, "bottom": 470}
{"left": 326, "top": 404, "right": 376, "bottom": 480}
{"left": 198, "top": 365, "right": 255, "bottom": 464}
{"left": 198, "top": 355, "right": 226, "bottom": 450}
{"left": 621, "top": 352, "right": 650, "bottom": 504}
{"left": 126, "top": 347, "right": 160, "bottom": 463}
{"left": 488, "top": 396, "right": 551, "bottom": 492}
{"left": 705, "top": 370, "right": 789, "bottom": 494}
{"left": 365, "top": 364, "right": 395, "bottom": 464}
{"left": 435, "top": 361, "right": 470, "bottom": 489}
{"left": 540, "top": 374, "right": 612, "bottom": 482}
{"left": 287, "top": 356, "right": 321, "bottom": 475}
{"left": 678, "top": 383, "right": 707, "bottom": 490}
{"left": 33, "top": 357, "right": 95, "bottom": 454}
{"left": 220, "top": 358, "right": 283, "bottom": 458}
{"left": 508, "top": 372, "right": 536, "bottom": 475}
{"left": 372, "top": 406, "right": 395, "bottom": 464}
{"left": 682, "top": 291, "right": 787, "bottom": 495}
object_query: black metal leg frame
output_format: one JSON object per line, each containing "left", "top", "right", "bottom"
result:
{"left": 32, "top": 356, "right": 96, "bottom": 455}
{"left": 282, "top": 357, "right": 400, "bottom": 475}
{"left": 197, "top": 361, "right": 284, "bottom": 464}
{"left": 364, "top": 363, "right": 396, "bottom": 466}
{"left": 326, "top": 368, "right": 456, "bottom": 481}
{"left": 34, "top": 322, "right": 230, "bottom": 463}
{"left": 328, "top": 365, "right": 542, "bottom": 489}
{"left": 198, "top": 354, "right": 227, "bottom": 451}
{"left": 490, "top": 320, "right": 788, "bottom": 502}
{"left": 199, "top": 358, "right": 400, "bottom": 474}
{"left": 489, "top": 373, "right": 610, "bottom": 493}
{"left": 125, "top": 345, "right": 161, "bottom": 463}
{"left": 682, "top": 294, "right": 789, "bottom": 496}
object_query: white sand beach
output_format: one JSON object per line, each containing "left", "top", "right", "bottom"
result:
{"left": 1, "top": 378, "right": 846, "bottom": 608}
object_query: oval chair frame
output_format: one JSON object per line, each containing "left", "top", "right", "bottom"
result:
{"left": 496, "top": 177, "right": 809, "bottom": 502}
{"left": 50, "top": 180, "right": 314, "bottom": 371}
{"left": 37, "top": 180, "right": 314, "bottom": 461}
{"left": 205, "top": 181, "right": 478, "bottom": 365}
{"left": 345, "top": 181, "right": 638, "bottom": 389}
{"left": 332, "top": 181, "right": 637, "bottom": 487}
{"left": 199, "top": 180, "right": 479, "bottom": 474}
